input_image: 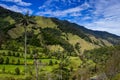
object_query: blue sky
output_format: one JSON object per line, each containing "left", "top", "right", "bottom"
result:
{"left": 0, "top": 0, "right": 120, "bottom": 36}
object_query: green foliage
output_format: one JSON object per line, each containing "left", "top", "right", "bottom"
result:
{"left": 3, "top": 40, "right": 22, "bottom": 51}
{"left": 49, "top": 60, "right": 53, "bottom": 66}
{"left": 0, "top": 6, "right": 120, "bottom": 80}
{"left": 17, "top": 59, "right": 20, "bottom": 65}
{"left": 84, "top": 45, "right": 120, "bottom": 79}
{"left": 15, "top": 67, "right": 20, "bottom": 75}
{"left": 42, "top": 28, "right": 74, "bottom": 52}
{"left": 15, "top": 53, "right": 20, "bottom": 57}
{"left": 84, "top": 46, "right": 112, "bottom": 64}
{"left": 12, "top": 59, "right": 15, "bottom": 64}
{"left": 75, "top": 42, "right": 81, "bottom": 53}
{"left": 105, "top": 50, "right": 120, "bottom": 79}
{"left": 41, "top": 28, "right": 62, "bottom": 45}
{"left": 0, "top": 56, "right": 4, "bottom": 64}
{"left": 8, "top": 51, "right": 12, "bottom": 56}
{"left": 2, "top": 66, "right": 5, "bottom": 73}
{"left": 54, "top": 21, "right": 92, "bottom": 43}
{"left": 55, "top": 61, "right": 58, "bottom": 64}
{"left": 27, "top": 34, "right": 41, "bottom": 47}
{"left": 5, "top": 57, "right": 9, "bottom": 64}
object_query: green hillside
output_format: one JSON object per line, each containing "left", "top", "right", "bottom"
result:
{"left": 0, "top": 6, "right": 120, "bottom": 80}
{"left": 0, "top": 6, "right": 120, "bottom": 53}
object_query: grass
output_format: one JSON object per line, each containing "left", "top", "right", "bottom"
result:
{"left": 67, "top": 33, "right": 98, "bottom": 53}
{"left": 0, "top": 49, "right": 85, "bottom": 79}
{"left": 69, "top": 57, "right": 82, "bottom": 69}
{"left": 34, "top": 16, "right": 57, "bottom": 28}
{"left": 0, "top": 73, "right": 24, "bottom": 79}
{"left": 0, "top": 64, "right": 25, "bottom": 73}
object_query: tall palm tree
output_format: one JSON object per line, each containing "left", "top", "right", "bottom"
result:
{"left": 18, "top": 11, "right": 36, "bottom": 77}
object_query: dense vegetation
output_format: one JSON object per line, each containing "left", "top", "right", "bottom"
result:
{"left": 0, "top": 6, "right": 120, "bottom": 80}
{"left": 84, "top": 46, "right": 120, "bottom": 80}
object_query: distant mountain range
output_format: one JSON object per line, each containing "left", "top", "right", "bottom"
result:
{"left": 0, "top": 6, "right": 120, "bottom": 54}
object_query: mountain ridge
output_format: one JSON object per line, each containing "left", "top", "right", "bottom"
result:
{"left": 0, "top": 6, "right": 120, "bottom": 53}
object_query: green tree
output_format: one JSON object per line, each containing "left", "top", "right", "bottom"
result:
{"left": 15, "top": 67, "right": 20, "bottom": 75}
{"left": 12, "top": 59, "right": 15, "bottom": 64}
{"left": 105, "top": 51, "right": 120, "bottom": 79}
{"left": 13, "top": 52, "right": 15, "bottom": 56}
{"left": 15, "top": 53, "right": 20, "bottom": 57}
{"left": 17, "top": 59, "right": 20, "bottom": 65}
{"left": 7, "top": 51, "right": 12, "bottom": 56}
{"left": 55, "top": 61, "right": 58, "bottom": 64}
{"left": 2, "top": 52, "right": 6, "bottom": 56}
{"left": 49, "top": 60, "right": 53, "bottom": 66}
{"left": 5, "top": 57, "right": 9, "bottom": 64}
{"left": 0, "top": 56, "right": 4, "bottom": 64}
{"left": 2, "top": 66, "right": 5, "bottom": 73}
{"left": 75, "top": 42, "right": 81, "bottom": 53}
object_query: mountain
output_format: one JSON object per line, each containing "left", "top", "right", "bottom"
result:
{"left": 0, "top": 6, "right": 120, "bottom": 54}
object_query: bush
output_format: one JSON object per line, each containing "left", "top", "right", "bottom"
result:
{"left": 17, "top": 59, "right": 20, "bottom": 65}
{"left": 13, "top": 52, "right": 15, "bottom": 56}
{"left": 12, "top": 59, "right": 15, "bottom": 64}
{"left": 49, "top": 60, "right": 53, "bottom": 66}
{"left": 8, "top": 51, "right": 12, "bottom": 56}
{"left": 15, "top": 67, "right": 20, "bottom": 75}
{"left": 15, "top": 53, "right": 20, "bottom": 57}
{"left": 2, "top": 52, "right": 6, "bottom": 56}
{"left": 5, "top": 57, "right": 9, "bottom": 64}
{"left": 55, "top": 61, "right": 58, "bottom": 64}
{"left": 0, "top": 56, "right": 4, "bottom": 64}
{"left": 2, "top": 66, "right": 5, "bottom": 73}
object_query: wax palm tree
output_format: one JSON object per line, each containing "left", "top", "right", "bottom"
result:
{"left": 17, "top": 11, "right": 36, "bottom": 77}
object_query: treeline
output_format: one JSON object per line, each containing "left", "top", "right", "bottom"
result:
{"left": 84, "top": 45, "right": 120, "bottom": 80}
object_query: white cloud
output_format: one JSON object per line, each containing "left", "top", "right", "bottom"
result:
{"left": 2, "top": 0, "right": 32, "bottom": 6}
{"left": 37, "top": 0, "right": 90, "bottom": 17}
{"left": 37, "top": 6, "right": 83, "bottom": 17}
{"left": 37, "top": 0, "right": 120, "bottom": 36}
{"left": 80, "top": 0, "right": 120, "bottom": 36}
{"left": 0, "top": 3, "right": 33, "bottom": 14}
{"left": 84, "top": 18, "right": 120, "bottom": 36}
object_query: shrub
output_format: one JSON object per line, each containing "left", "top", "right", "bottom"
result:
{"left": 2, "top": 52, "right": 6, "bottom": 56}
{"left": 5, "top": 57, "right": 9, "bottom": 64}
{"left": 2, "top": 66, "right": 5, "bottom": 73}
{"left": 15, "top": 53, "right": 20, "bottom": 57}
{"left": 0, "top": 56, "right": 4, "bottom": 64}
{"left": 55, "top": 61, "right": 58, "bottom": 64}
{"left": 8, "top": 51, "right": 12, "bottom": 56}
{"left": 17, "top": 59, "right": 20, "bottom": 65}
{"left": 12, "top": 59, "right": 15, "bottom": 64}
{"left": 15, "top": 67, "right": 20, "bottom": 75}
{"left": 49, "top": 60, "right": 53, "bottom": 66}
{"left": 13, "top": 52, "right": 15, "bottom": 56}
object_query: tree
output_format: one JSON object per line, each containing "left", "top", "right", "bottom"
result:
{"left": 0, "top": 56, "right": 4, "bottom": 64}
{"left": 7, "top": 51, "right": 12, "bottom": 56}
{"left": 105, "top": 51, "right": 120, "bottom": 79}
{"left": 17, "top": 11, "right": 36, "bottom": 77}
{"left": 49, "top": 60, "right": 53, "bottom": 66}
{"left": 15, "top": 67, "right": 20, "bottom": 75}
{"left": 17, "top": 59, "right": 20, "bottom": 65}
{"left": 12, "top": 59, "right": 15, "bottom": 64}
{"left": 55, "top": 61, "right": 58, "bottom": 64}
{"left": 2, "top": 52, "right": 6, "bottom": 56}
{"left": 75, "top": 42, "right": 81, "bottom": 53}
{"left": 15, "top": 53, "right": 20, "bottom": 57}
{"left": 2, "top": 66, "right": 5, "bottom": 73}
{"left": 13, "top": 52, "right": 15, "bottom": 56}
{"left": 5, "top": 57, "right": 9, "bottom": 64}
